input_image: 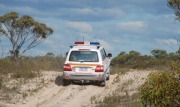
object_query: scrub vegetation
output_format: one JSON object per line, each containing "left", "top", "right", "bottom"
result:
{"left": 0, "top": 0, "right": 180, "bottom": 105}
{"left": 0, "top": 54, "right": 64, "bottom": 77}
{"left": 96, "top": 49, "right": 180, "bottom": 107}
{"left": 111, "top": 49, "right": 180, "bottom": 70}
{"left": 0, "top": 54, "right": 64, "bottom": 99}
{"left": 140, "top": 70, "right": 180, "bottom": 107}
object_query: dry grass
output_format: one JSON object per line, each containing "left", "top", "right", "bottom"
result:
{"left": 96, "top": 69, "right": 151, "bottom": 107}
{"left": 0, "top": 76, "right": 3, "bottom": 89}
{"left": 96, "top": 93, "right": 142, "bottom": 107}
{"left": 0, "top": 55, "right": 64, "bottom": 104}
{"left": 111, "top": 66, "right": 129, "bottom": 75}
{"left": 0, "top": 55, "right": 64, "bottom": 75}
{"left": 0, "top": 71, "right": 61, "bottom": 104}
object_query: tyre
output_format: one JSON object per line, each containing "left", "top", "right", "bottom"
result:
{"left": 99, "top": 77, "right": 106, "bottom": 87}
{"left": 106, "top": 73, "right": 110, "bottom": 80}
{"left": 63, "top": 79, "right": 70, "bottom": 86}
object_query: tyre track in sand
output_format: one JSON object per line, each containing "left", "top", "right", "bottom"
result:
{"left": 2, "top": 70, "right": 151, "bottom": 107}
{"left": 38, "top": 74, "right": 118, "bottom": 107}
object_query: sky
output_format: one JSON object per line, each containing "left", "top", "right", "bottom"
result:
{"left": 0, "top": 0, "right": 180, "bottom": 57}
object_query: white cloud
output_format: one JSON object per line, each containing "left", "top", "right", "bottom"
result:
{"left": 0, "top": 3, "right": 125, "bottom": 21}
{"left": 66, "top": 22, "right": 92, "bottom": 33}
{"left": 44, "top": 39, "right": 54, "bottom": 46}
{"left": 43, "top": 34, "right": 67, "bottom": 51}
{"left": 76, "top": 7, "right": 124, "bottom": 17}
{"left": 118, "top": 21, "right": 144, "bottom": 28}
{"left": 95, "top": 39, "right": 113, "bottom": 51}
{"left": 156, "top": 39, "right": 178, "bottom": 45}
{"left": 116, "top": 21, "right": 146, "bottom": 33}
{"left": 112, "top": 37, "right": 124, "bottom": 44}
{"left": 103, "top": 7, "right": 125, "bottom": 18}
{"left": 0, "top": 4, "right": 38, "bottom": 15}
{"left": 73, "top": 8, "right": 95, "bottom": 15}
{"left": 69, "top": 7, "right": 125, "bottom": 20}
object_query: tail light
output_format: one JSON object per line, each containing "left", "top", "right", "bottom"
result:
{"left": 95, "top": 65, "right": 104, "bottom": 72}
{"left": 64, "top": 64, "right": 72, "bottom": 71}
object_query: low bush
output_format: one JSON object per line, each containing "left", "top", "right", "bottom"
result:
{"left": 140, "top": 70, "right": 180, "bottom": 107}
{"left": 96, "top": 93, "right": 141, "bottom": 107}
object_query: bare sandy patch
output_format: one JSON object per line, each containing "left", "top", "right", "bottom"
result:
{"left": 0, "top": 70, "right": 152, "bottom": 107}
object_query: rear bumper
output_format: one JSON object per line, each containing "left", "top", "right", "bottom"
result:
{"left": 63, "top": 72, "right": 105, "bottom": 81}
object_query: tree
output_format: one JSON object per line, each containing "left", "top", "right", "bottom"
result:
{"left": 176, "top": 47, "right": 180, "bottom": 55}
{"left": 0, "top": 12, "right": 53, "bottom": 60}
{"left": 46, "top": 52, "right": 54, "bottom": 57}
{"left": 168, "top": 0, "right": 180, "bottom": 55}
{"left": 151, "top": 49, "right": 168, "bottom": 59}
{"left": 168, "top": 0, "right": 180, "bottom": 20}
{"left": 0, "top": 25, "right": 5, "bottom": 42}
{"left": 129, "top": 50, "right": 141, "bottom": 57}
{"left": 111, "top": 51, "right": 127, "bottom": 65}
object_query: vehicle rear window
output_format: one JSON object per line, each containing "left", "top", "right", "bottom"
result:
{"left": 69, "top": 51, "right": 99, "bottom": 62}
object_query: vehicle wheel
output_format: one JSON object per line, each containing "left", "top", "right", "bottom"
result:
{"left": 106, "top": 73, "right": 110, "bottom": 80}
{"left": 63, "top": 79, "right": 70, "bottom": 86}
{"left": 99, "top": 77, "right": 106, "bottom": 87}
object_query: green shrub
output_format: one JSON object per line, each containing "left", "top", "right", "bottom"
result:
{"left": 111, "top": 50, "right": 180, "bottom": 70}
{"left": 140, "top": 71, "right": 180, "bottom": 107}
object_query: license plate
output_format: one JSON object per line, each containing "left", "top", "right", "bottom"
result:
{"left": 79, "top": 67, "right": 87, "bottom": 71}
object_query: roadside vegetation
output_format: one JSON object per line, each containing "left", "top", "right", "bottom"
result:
{"left": 0, "top": 54, "right": 64, "bottom": 102}
{"left": 1, "top": 0, "right": 180, "bottom": 105}
{"left": 140, "top": 68, "right": 180, "bottom": 107}
{"left": 0, "top": 54, "right": 64, "bottom": 78}
{"left": 96, "top": 49, "right": 180, "bottom": 107}
{"left": 111, "top": 49, "right": 180, "bottom": 71}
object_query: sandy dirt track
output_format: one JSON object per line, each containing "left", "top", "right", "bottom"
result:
{"left": 0, "top": 70, "right": 151, "bottom": 107}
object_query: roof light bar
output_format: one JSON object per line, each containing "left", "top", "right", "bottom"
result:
{"left": 90, "top": 42, "right": 100, "bottom": 45}
{"left": 74, "top": 41, "right": 100, "bottom": 45}
{"left": 74, "top": 42, "right": 84, "bottom": 44}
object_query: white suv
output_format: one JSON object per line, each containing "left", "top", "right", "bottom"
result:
{"left": 63, "top": 42, "right": 112, "bottom": 86}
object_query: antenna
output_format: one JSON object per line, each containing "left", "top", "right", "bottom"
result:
{"left": 76, "top": 35, "right": 78, "bottom": 41}
{"left": 95, "top": 36, "right": 97, "bottom": 42}
{"left": 83, "top": 35, "right": 84, "bottom": 42}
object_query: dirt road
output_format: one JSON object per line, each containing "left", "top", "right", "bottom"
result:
{"left": 0, "top": 70, "right": 151, "bottom": 107}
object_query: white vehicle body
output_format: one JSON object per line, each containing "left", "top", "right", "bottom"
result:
{"left": 63, "top": 42, "right": 112, "bottom": 86}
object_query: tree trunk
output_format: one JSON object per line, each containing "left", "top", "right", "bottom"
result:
{"left": 10, "top": 49, "right": 19, "bottom": 61}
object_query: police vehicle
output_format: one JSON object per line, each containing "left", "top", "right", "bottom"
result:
{"left": 63, "top": 41, "right": 112, "bottom": 86}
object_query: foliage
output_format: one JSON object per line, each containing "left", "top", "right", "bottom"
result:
{"left": 0, "top": 12, "right": 53, "bottom": 60}
{"left": 111, "top": 49, "right": 180, "bottom": 70}
{"left": 0, "top": 55, "right": 65, "bottom": 79}
{"left": 140, "top": 69, "right": 180, "bottom": 107}
{"left": 151, "top": 49, "right": 167, "bottom": 59}
{"left": 110, "top": 49, "right": 180, "bottom": 106}
{"left": 168, "top": 0, "right": 180, "bottom": 21}
{"left": 96, "top": 93, "right": 142, "bottom": 107}
{"left": 176, "top": 47, "right": 180, "bottom": 55}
